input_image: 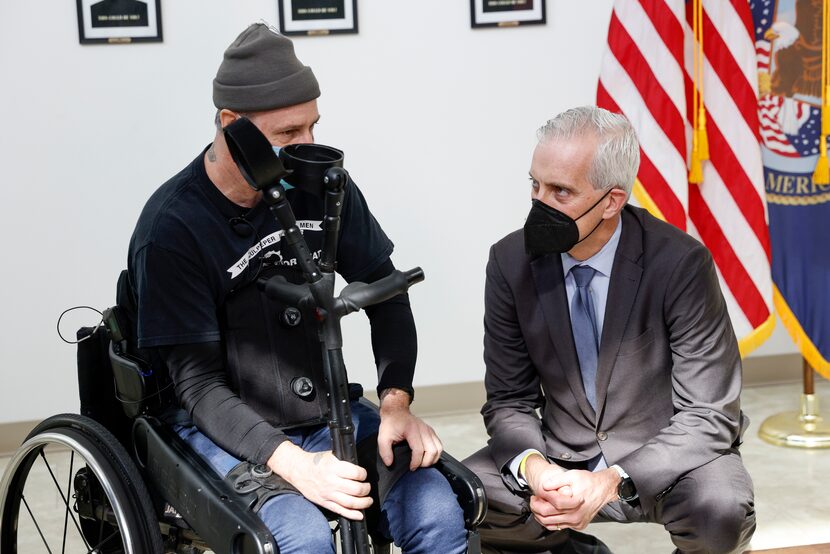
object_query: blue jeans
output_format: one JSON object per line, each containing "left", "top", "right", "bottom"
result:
{"left": 174, "top": 401, "right": 466, "bottom": 554}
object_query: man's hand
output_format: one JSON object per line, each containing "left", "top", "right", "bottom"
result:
{"left": 523, "top": 454, "right": 570, "bottom": 497}
{"left": 267, "top": 441, "right": 372, "bottom": 520}
{"left": 530, "top": 468, "right": 620, "bottom": 531}
{"left": 523, "top": 454, "right": 581, "bottom": 531}
{"left": 378, "top": 388, "right": 443, "bottom": 470}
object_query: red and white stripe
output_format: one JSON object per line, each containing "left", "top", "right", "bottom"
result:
{"left": 756, "top": 40, "right": 771, "bottom": 73}
{"left": 758, "top": 95, "right": 804, "bottom": 156}
{"left": 598, "top": 0, "right": 773, "bottom": 345}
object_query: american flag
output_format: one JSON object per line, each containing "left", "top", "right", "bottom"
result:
{"left": 597, "top": 0, "right": 774, "bottom": 354}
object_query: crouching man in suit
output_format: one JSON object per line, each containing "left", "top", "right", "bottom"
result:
{"left": 464, "top": 106, "right": 756, "bottom": 554}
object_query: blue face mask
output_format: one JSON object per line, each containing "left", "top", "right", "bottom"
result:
{"left": 272, "top": 145, "right": 294, "bottom": 190}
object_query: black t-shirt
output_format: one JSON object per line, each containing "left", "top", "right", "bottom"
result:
{"left": 126, "top": 148, "right": 418, "bottom": 464}
{"left": 129, "top": 147, "right": 394, "bottom": 349}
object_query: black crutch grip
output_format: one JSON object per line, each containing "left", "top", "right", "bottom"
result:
{"left": 336, "top": 267, "right": 424, "bottom": 316}
{"left": 257, "top": 276, "right": 314, "bottom": 308}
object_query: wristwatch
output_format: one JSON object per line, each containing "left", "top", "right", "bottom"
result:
{"left": 610, "top": 464, "right": 638, "bottom": 502}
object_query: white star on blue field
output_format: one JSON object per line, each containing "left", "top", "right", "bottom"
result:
{"left": 784, "top": 106, "right": 822, "bottom": 157}
{"left": 749, "top": 0, "right": 775, "bottom": 41}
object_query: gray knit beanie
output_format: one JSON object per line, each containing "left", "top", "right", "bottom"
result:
{"left": 213, "top": 23, "right": 320, "bottom": 112}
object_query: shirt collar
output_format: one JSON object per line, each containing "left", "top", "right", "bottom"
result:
{"left": 561, "top": 216, "right": 623, "bottom": 278}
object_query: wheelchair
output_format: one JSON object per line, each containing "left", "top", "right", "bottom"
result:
{"left": 0, "top": 273, "right": 486, "bottom": 553}
{"left": 2, "top": 123, "right": 486, "bottom": 553}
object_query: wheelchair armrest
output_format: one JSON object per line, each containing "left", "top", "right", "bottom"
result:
{"left": 434, "top": 451, "right": 487, "bottom": 529}
{"left": 357, "top": 397, "right": 487, "bottom": 530}
{"left": 132, "top": 416, "right": 277, "bottom": 554}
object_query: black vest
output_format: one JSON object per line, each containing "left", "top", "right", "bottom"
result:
{"left": 222, "top": 266, "right": 329, "bottom": 429}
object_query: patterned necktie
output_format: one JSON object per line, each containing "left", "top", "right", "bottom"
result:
{"left": 570, "top": 265, "right": 599, "bottom": 409}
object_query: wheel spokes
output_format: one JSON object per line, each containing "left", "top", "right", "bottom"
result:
{"left": 4, "top": 426, "right": 143, "bottom": 554}
{"left": 20, "top": 493, "right": 54, "bottom": 554}
{"left": 39, "top": 450, "right": 91, "bottom": 550}
{"left": 61, "top": 450, "right": 75, "bottom": 554}
{"left": 87, "top": 526, "right": 122, "bottom": 554}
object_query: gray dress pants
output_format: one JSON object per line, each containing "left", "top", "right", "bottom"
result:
{"left": 464, "top": 447, "right": 755, "bottom": 554}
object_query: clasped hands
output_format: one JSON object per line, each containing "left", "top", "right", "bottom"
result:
{"left": 523, "top": 455, "right": 620, "bottom": 532}
{"left": 266, "top": 388, "right": 442, "bottom": 520}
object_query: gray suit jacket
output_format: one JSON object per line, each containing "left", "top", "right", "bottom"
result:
{"left": 481, "top": 205, "right": 746, "bottom": 513}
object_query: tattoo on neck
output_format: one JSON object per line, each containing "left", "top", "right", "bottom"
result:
{"left": 207, "top": 146, "right": 216, "bottom": 162}
{"left": 313, "top": 453, "right": 324, "bottom": 465}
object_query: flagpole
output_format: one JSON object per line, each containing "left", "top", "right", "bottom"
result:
{"left": 759, "top": 358, "right": 830, "bottom": 448}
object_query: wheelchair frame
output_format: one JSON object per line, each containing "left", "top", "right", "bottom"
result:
{"left": 0, "top": 305, "right": 486, "bottom": 553}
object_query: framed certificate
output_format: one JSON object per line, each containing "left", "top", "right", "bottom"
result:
{"left": 76, "top": 0, "right": 163, "bottom": 44}
{"left": 278, "top": 0, "right": 358, "bottom": 36}
{"left": 470, "top": 0, "right": 546, "bottom": 29}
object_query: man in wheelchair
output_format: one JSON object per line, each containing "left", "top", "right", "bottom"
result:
{"left": 123, "top": 22, "right": 467, "bottom": 553}
{"left": 1, "top": 20, "right": 484, "bottom": 554}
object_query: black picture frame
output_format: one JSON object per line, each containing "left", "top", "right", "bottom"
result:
{"left": 77, "top": 0, "right": 163, "bottom": 44}
{"left": 470, "top": 0, "right": 546, "bottom": 29}
{"left": 278, "top": 0, "right": 358, "bottom": 36}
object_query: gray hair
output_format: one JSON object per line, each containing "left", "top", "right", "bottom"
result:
{"left": 537, "top": 106, "right": 640, "bottom": 197}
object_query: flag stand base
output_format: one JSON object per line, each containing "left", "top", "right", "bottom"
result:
{"left": 759, "top": 394, "right": 830, "bottom": 448}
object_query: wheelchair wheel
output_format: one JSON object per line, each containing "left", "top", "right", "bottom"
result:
{"left": 0, "top": 413, "right": 163, "bottom": 553}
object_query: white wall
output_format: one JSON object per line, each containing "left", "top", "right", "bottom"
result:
{"left": 0, "top": 0, "right": 796, "bottom": 424}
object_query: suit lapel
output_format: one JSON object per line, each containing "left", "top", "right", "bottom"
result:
{"left": 595, "top": 208, "right": 644, "bottom": 413}
{"left": 530, "top": 254, "right": 596, "bottom": 423}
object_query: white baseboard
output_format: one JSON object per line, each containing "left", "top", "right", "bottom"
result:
{"left": 0, "top": 354, "right": 807, "bottom": 457}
